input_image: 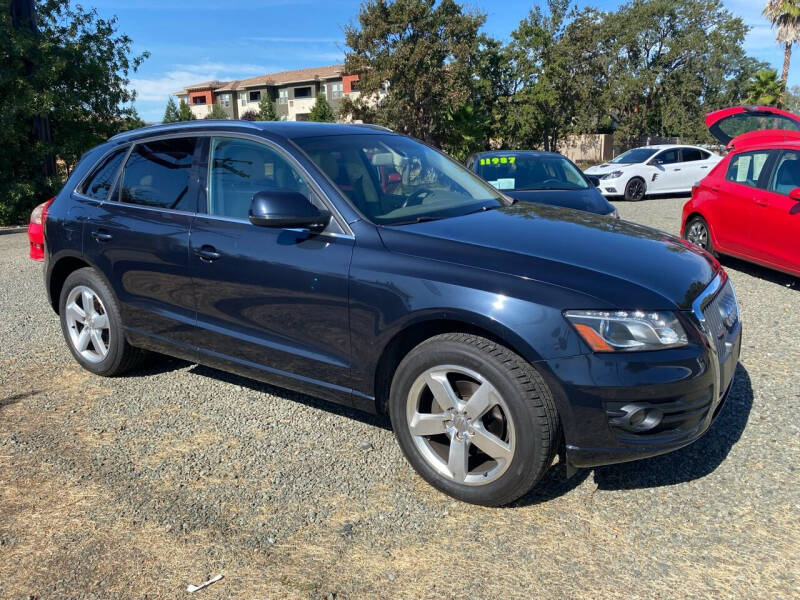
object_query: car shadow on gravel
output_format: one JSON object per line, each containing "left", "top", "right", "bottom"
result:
{"left": 592, "top": 363, "right": 753, "bottom": 491}
{"left": 720, "top": 256, "right": 798, "bottom": 290}
{"left": 188, "top": 364, "right": 392, "bottom": 430}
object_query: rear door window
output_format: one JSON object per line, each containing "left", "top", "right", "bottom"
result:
{"left": 725, "top": 151, "right": 772, "bottom": 188}
{"left": 681, "top": 148, "right": 706, "bottom": 162}
{"left": 120, "top": 137, "right": 199, "bottom": 211}
{"left": 80, "top": 148, "right": 127, "bottom": 200}
{"left": 767, "top": 150, "right": 800, "bottom": 195}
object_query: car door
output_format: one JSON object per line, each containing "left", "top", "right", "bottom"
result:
{"left": 646, "top": 148, "right": 682, "bottom": 193}
{"left": 753, "top": 149, "right": 800, "bottom": 271}
{"left": 188, "top": 135, "right": 355, "bottom": 400}
{"left": 83, "top": 135, "right": 201, "bottom": 352}
{"left": 680, "top": 147, "right": 714, "bottom": 189}
{"left": 711, "top": 148, "right": 776, "bottom": 255}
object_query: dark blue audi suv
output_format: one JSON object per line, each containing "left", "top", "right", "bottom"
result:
{"left": 40, "top": 121, "right": 741, "bottom": 506}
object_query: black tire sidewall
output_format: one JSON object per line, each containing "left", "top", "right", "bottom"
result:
{"left": 58, "top": 268, "right": 128, "bottom": 376}
{"left": 389, "top": 337, "right": 550, "bottom": 506}
{"left": 685, "top": 216, "right": 714, "bottom": 254}
{"left": 625, "top": 177, "right": 646, "bottom": 201}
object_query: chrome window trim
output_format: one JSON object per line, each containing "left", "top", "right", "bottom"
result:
{"left": 190, "top": 211, "right": 355, "bottom": 240}
{"left": 691, "top": 272, "right": 724, "bottom": 326}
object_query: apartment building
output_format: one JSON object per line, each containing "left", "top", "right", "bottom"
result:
{"left": 173, "top": 65, "right": 359, "bottom": 121}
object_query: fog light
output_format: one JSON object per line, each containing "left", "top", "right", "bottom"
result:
{"left": 611, "top": 404, "right": 663, "bottom": 432}
{"left": 605, "top": 187, "right": 617, "bottom": 193}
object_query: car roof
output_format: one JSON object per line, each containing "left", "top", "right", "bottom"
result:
{"left": 109, "top": 120, "right": 393, "bottom": 143}
{"left": 474, "top": 150, "right": 564, "bottom": 158}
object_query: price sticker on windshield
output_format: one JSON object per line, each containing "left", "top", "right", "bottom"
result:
{"left": 480, "top": 156, "right": 516, "bottom": 166}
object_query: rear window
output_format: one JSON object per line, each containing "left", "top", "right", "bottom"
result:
{"left": 79, "top": 149, "right": 127, "bottom": 200}
{"left": 725, "top": 151, "right": 771, "bottom": 187}
{"left": 714, "top": 113, "right": 800, "bottom": 141}
{"left": 120, "top": 137, "right": 198, "bottom": 211}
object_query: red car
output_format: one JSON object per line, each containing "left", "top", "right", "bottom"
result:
{"left": 682, "top": 105, "right": 800, "bottom": 278}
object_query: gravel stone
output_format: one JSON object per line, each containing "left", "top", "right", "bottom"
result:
{"left": 0, "top": 197, "right": 797, "bottom": 599}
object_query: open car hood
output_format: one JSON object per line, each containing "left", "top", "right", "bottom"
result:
{"left": 706, "top": 105, "right": 800, "bottom": 146}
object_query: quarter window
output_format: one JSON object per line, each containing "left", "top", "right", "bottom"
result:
{"left": 725, "top": 151, "right": 771, "bottom": 187}
{"left": 80, "top": 148, "right": 127, "bottom": 200}
{"left": 207, "top": 137, "right": 311, "bottom": 220}
{"left": 120, "top": 137, "right": 198, "bottom": 211}
{"left": 681, "top": 148, "right": 706, "bottom": 162}
{"left": 768, "top": 151, "right": 800, "bottom": 195}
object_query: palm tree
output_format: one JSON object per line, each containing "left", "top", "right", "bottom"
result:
{"left": 763, "top": 0, "right": 800, "bottom": 87}
{"left": 746, "top": 69, "right": 785, "bottom": 106}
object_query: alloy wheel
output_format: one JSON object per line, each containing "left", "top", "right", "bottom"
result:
{"left": 405, "top": 365, "right": 516, "bottom": 486}
{"left": 627, "top": 179, "right": 645, "bottom": 201}
{"left": 687, "top": 220, "right": 709, "bottom": 249}
{"left": 64, "top": 285, "right": 111, "bottom": 363}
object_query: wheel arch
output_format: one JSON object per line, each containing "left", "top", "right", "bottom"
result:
{"left": 371, "top": 314, "right": 542, "bottom": 415}
{"left": 683, "top": 211, "right": 719, "bottom": 249}
{"left": 47, "top": 253, "right": 106, "bottom": 314}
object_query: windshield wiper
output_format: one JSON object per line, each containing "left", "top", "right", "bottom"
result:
{"left": 390, "top": 215, "right": 445, "bottom": 225}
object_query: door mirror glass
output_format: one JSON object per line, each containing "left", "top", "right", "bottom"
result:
{"left": 249, "top": 191, "right": 330, "bottom": 231}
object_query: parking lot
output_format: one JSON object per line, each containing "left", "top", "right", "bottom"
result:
{"left": 1, "top": 195, "right": 798, "bottom": 599}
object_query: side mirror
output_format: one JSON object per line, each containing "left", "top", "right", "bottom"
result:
{"left": 249, "top": 191, "right": 330, "bottom": 232}
{"left": 789, "top": 187, "right": 800, "bottom": 201}
{"left": 586, "top": 175, "right": 600, "bottom": 187}
{"left": 649, "top": 158, "right": 663, "bottom": 166}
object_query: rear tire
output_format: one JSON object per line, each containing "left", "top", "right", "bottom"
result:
{"left": 684, "top": 215, "right": 716, "bottom": 256}
{"left": 624, "top": 177, "right": 646, "bottom": 201}
{"left": 59, "top": 267, "right": 146, "bottom": 376}
{"left": 389, "top": 333, "right": 560, "bottom": 506}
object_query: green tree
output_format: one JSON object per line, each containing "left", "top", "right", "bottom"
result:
{"left": 257, "top": 94, "right": 278, "bottom": 120}
{"left": 176, "top": 99, "right": 196, "bottom": 121}
{"left": 598, "top": 0, "right": 759, "bottom": 145}
{"left": 342, "top": 0, "right": 494, "bottom": 157}
{"left": 746, "top": 68, "right": 785, "bottom": 105}
{"left": 120, "top": 108, "right": 146, "bottom": 131}
{"left": 763, "top": 0, "right": 800, "bottom": 87}
{"left": 498, "top": 0, "right": 607, "bottom": 151}
{"left": 206, "top": 103, "right": 228, "bottom": 119}
{"left": 308, "top": 93, "right": 336, "bottom": 122}
{"left": 783, "top": 84, "right": 800, "bottom": 112}
{"left": 0, "top": 0, "right": 148, "bottom": 224}
{"left": 163, "top": 97, "right": 179, "bottom": 122}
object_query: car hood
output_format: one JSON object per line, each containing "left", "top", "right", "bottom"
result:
{"left": 584, "top": 163, "right": 632, "bottom": 175}
{"left": 378, "top": 203, "right": 718, "bottom": 310}
{"left": 504, "top": 188, "right": 614, "bottom": 215}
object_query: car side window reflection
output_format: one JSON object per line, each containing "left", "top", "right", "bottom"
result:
{"left": 725, "top": 151, "right": 771, "bottom": 188}
{"left": 654, "top": 149, "right": 680, "bottom": 165}
{"left": 768, "top": 151, "right": 800, "bottom": 196}
{"left": 121, "top": 137, "right": 198, "bottom": 210}
{"left": 208, "top": 137, "right": 312, "bottom": 220}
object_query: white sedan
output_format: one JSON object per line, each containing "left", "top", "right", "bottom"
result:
{"left": 584, "top": 144, "right": 722, "bottom": 201}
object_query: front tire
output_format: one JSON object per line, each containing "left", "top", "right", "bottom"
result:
{"left": 624, "top": 177, "right": 646, "bottom": 201}
{"left": 59, "top": 267, "right": 145, "bottom": 376}
{"left": 389, "top": 333, "right": 560, "bottom": 506}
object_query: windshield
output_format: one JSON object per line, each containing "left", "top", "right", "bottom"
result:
{"left": 294, "top": 134, "right": 507, "bottom": 225}
{"left": 610, "top": 148, "right": 658, "bottom": 164}
{"left": 475, "top": 154, "right": 589, "bottom": 191}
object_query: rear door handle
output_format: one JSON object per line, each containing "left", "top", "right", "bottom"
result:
{"left": 90, "top": 230, "right": 112, "bottom": 242}
{"left": 194, "top": 245, "right": 221, "bottom": 261}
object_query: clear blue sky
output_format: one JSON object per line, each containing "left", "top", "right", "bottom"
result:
{"left": 86, "top": 0, "right": 794, "bottom": 122}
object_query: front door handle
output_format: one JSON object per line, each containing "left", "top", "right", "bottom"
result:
{"left": 194, "top": 245, "right": 221, "bottom": 261}
{"left": 755, "top": 197, "right": 768, "bottom": 206}
{"left": 90, "top": 230, "right": 112, "bottom": 242}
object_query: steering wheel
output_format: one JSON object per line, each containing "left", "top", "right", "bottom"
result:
{"left": 401, "top": 188, "right": 434, "bottom": 208}
{"left": 539, "top": 179, "right": 563, "bottom": 188}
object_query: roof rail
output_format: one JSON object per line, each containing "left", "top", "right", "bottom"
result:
{"left": 351, "top": 123, "right": 393, "bottom": 132}
{"left": 109, "top": 119, "right": 261, "bottom": 141}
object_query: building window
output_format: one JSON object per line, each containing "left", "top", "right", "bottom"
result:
{"left": 279, "top": 89, "right": 288, "bottom": 105}
{"left": 294, "top": 86, "right": 312, "bottom": 99}
{"left": 192, "top": 96, "right": 206, "bottom": 105}
{"left": 330, "top": 82, "right": 343, "bottom": 99}
{"left": 220, "top": 93, "right": 231, "bottom": 107}
{"left": 249, "top": 90, "right": 261, "bottom": 103}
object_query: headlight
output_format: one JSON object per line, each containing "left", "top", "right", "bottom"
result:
{"left": 564, "top": 310, "right": 688, "bottom": 352}
{"left": 600, "top": 171, "right": 623, "bottom": 180}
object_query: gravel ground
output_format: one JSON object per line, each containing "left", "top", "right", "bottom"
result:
{"left": 1, "top": 196, "right": 798, "bottom": 599}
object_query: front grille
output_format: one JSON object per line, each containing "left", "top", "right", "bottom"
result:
{"left": 701, "top": 279, "right": 738, "bottom": 361}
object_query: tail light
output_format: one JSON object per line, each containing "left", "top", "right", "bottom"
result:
{"left": 28, "top": 197, "right": 54, "bottom": 261}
